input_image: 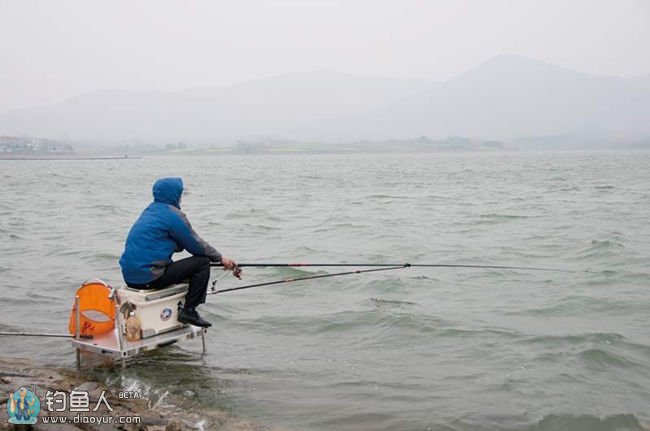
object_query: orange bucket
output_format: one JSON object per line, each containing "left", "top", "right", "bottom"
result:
{"left": 68, "top": 280, "right": 116, "bottom": 337}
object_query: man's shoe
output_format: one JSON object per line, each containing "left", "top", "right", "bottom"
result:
{"left": 178, "top": 308, "right": 212, "bottom": 328}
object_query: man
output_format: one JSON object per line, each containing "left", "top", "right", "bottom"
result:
{"left": 8, "top": 388, "right": 37, "bottom": 422}
{"left": 119, "top": 177, "right": 236, "bottom": 328}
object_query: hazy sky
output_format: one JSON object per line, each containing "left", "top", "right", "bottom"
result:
{"left": 1, "top": 0, "right": 649, "bottom": 112}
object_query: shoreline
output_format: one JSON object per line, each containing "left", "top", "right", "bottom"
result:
{"left": 0, "top": 356, "right": 275, "bottom": 431}
{"left": 0, "top": 356, "right": 189, "bottom": 430}
{"left": 0, "top": 156, "right": 141, "bottom": 161}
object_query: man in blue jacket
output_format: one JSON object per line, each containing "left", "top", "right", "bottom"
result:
{"left": 119, "top": 177, "right": 236, "bottom": 328}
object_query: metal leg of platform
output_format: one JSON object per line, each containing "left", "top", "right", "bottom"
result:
{"left": 75, "top": 295, "right": 81, "bottom": 369}
{"left": 201, "top": 330, "right": 206, "bottom": 354}
{"left": 115, "top": 297, "right": 127, "bottom": 369}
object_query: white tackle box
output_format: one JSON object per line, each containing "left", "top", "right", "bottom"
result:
{"left": 117, "top": 284, "right": 189, "bottom": 338}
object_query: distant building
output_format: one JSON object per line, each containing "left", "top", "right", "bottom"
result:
{"left": 0, "top": 136, "right": 73, "bottom": 154}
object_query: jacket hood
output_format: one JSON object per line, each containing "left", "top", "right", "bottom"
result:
{"left": 152, "top": 177, "right": 183, "bottom": 208}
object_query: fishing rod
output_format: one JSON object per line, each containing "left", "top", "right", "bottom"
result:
{"left": 208, "top": 265, "right": 409, "bottom": 295}
{"left": 211, "top": 262, "right": 576, "bottom": 273}
{"left": 0, "top": 331, "right": 72, "bottom": 338}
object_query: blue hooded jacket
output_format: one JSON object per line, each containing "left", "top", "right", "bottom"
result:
{"left": 119, "top": 177, "right": 222, "bottom": 284}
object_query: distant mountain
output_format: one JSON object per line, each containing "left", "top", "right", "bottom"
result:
{"left": 310, "top": 55, "right": 650, "bottom": 140}
{"left": 1, "top": 56, "right": 649, "bottom": 144}
{"left": 0, "top": 71, "right": 428, "bottom": 143}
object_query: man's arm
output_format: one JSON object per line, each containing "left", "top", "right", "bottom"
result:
{"left": 168, "top": 208, "right": 222, "bottom": 262}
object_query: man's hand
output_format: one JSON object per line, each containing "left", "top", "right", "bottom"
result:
{"left": 220, "top": 257, "right": 237, "bottom": 270}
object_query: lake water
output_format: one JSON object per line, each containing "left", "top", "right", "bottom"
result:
{"left": 1, "top": 151, "right": 649, "bottom": 430}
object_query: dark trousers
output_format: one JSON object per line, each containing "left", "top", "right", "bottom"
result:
{"left": 128, "top": 256, "right": 211, "bottom": 309}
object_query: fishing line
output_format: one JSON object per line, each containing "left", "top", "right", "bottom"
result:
{"left": 211, "top": 262, "right": 577, "bottom": 273}
{"left": 209, "top": 265, "right": 408, "bottom": 295}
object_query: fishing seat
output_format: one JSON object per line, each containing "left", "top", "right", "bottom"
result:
{"left": 117, "top": 284, "right": 189, "bottom": 338}
{"left": 121, "top": 283, "right": 189, "bottom": 301}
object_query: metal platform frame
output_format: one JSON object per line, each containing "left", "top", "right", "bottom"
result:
{"left": 71, "top": 292, "right": 207, "bottom": 369}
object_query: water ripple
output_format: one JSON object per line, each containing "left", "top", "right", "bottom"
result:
{"left": 1, "top": 152, "right": 649, "bottom": 431}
